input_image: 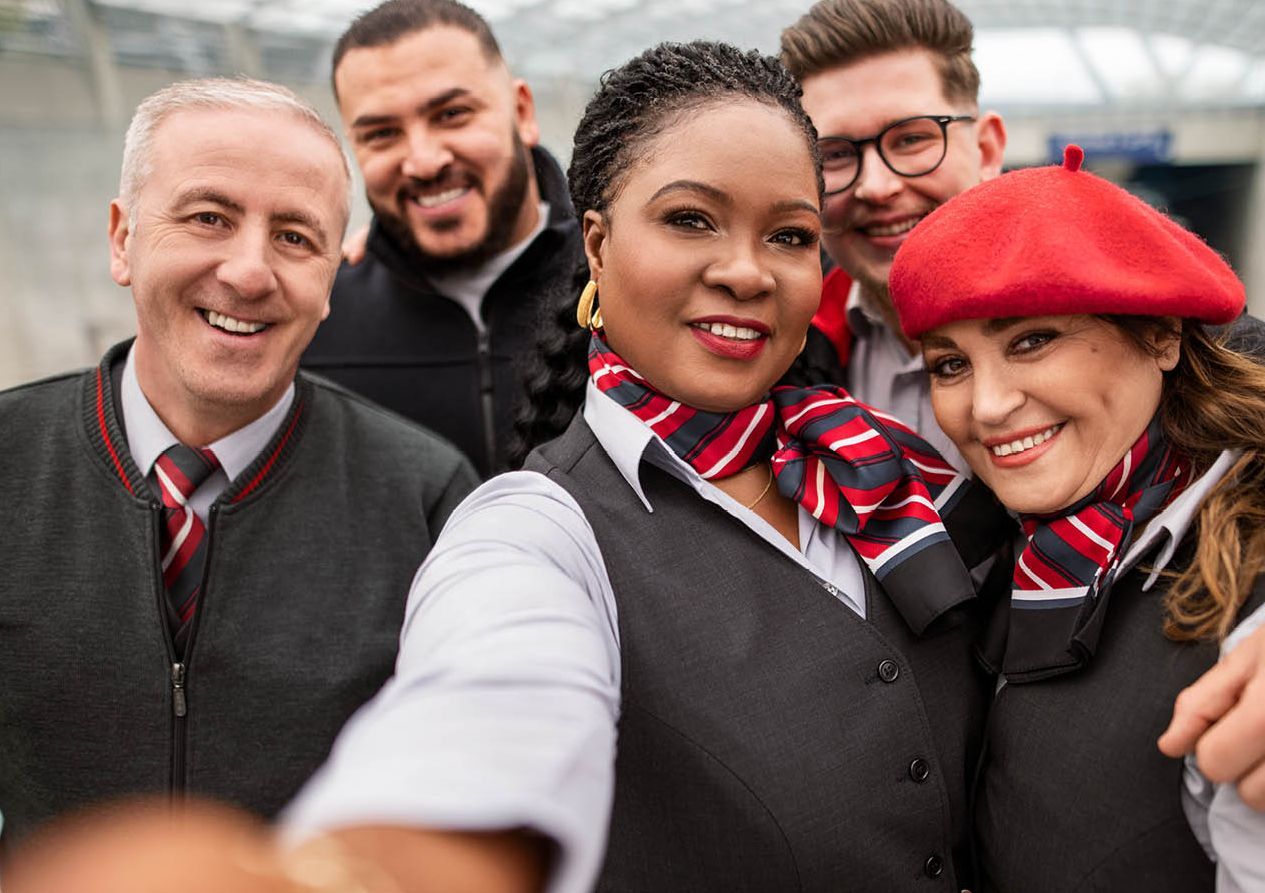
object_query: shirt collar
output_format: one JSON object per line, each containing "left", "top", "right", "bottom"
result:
{"left": 1120, "top": 449, "right": 1240, "bottom": 589}
{"left": 845, "top": 280, "right": 921, "bottom": 370}
{"left": 844, "top": 279, "right": 881, "bottom": 334}
{"left": 581, "top": 379, "right": 706, "bottom": 513}
{"left": 120, "top": 344, "right": 295, "bottom": 483}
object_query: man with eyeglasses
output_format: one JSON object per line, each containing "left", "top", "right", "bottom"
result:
{"left": 781, "top": 0, "right": 1005, "bottom": 467}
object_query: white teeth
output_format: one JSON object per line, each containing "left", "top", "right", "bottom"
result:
{"left": 414, "top": 187, "right": 468, "bottom": 208}
{"left": 205, "top": 310, "right": 266, "bottom": 334}
{"left": 864, "top": 217, "right": 920, "bottom": 238}
{"left": 990, "top": 424, "right": 1063, "bottom": 458}
{"left": 694, "top": 322, "right": 762, "bottom": 341}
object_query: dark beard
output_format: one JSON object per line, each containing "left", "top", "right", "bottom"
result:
{"left": 374, "top": 131, "right": 534, "bottom": 277}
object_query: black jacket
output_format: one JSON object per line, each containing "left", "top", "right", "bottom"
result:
{"left": 302, "top": 146, "right": 583, "bottom": 476}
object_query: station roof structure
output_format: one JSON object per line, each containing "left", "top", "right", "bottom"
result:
{"left": 3, "top": 0, "right": 1265, "bottom": 111}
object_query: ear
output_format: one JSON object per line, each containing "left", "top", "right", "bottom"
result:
{"left": 582, "top": 209, "right": 607, "bottom": 281}
{"left": 512, "top": 79, "right": 540, "bottom": 148}
{"left": 1152, "top": 317, "right": 1182, "bottom": 371}
{"left": 108, "top": 199, "right": 133, "bottom": 287}
{"left": 975, "top": 111, "right": 1007, "bottom": 182}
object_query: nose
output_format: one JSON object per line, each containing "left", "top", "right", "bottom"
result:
{"left": 216, "top": 227, "right": 278, "bottom": 301}
{"left": 701, "top": 239, "right": 776, "bottom": 302}
{"left": 401, "top": 125, "right": 454, "bottom": 182}
{"left": 971, "top": 362, "right": 1025, "bottom": 428}
{"left": 851, "top": 143, "right": 903, "bottom": 205}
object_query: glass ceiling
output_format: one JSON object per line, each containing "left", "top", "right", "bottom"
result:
{"left": 4, "top": 0, "right": 1265, "bottom": 111}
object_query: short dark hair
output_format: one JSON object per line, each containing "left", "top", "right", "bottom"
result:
{"left": 780, "top": 0, "right": 980, "bottom": 105}
{"left": 332, "top": 0, "right": 503, "bottom": 93}
{"left": 568, "top": 40, "right": 821, "bottom": 215}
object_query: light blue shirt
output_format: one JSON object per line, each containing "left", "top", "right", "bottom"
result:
{"left": 283, "top": 381, "right": 869, "bottom": 893}
{"left": 120, "top": 345, "right": 294, "bottom": 517}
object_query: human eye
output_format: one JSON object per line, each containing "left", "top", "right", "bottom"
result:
{"left": 818, "top": 140, "right": 857, "bottom": 169}
{"left": 357, "top": 126, "right": 400, "bottom": 145}
{"left": 770, "top": 226, "right": 819, "bottom": 248}
{"left": 1010, "top": 330, "right": 1057, "bottom": 354}
{"left": 435, "top": 106, "right": 473, "bottom": 126}
{"left": 925, "top": 352, "right": 968, "bottom": 380}
{"left": 885, "top": 120, "right": 940, "bottom": 154}
{"left": 277, "top": 230, "right": 316, "bottom": 251}
{"left": 664, "top": 209, "right": 713, "bottom": 231}
{"left": 192, "top": 211, "right": 226, "bottom": 227}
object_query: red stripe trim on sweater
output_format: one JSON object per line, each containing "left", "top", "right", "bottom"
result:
{"left": 96, "top": 367, "right": 135, "bottom": 495}
{"left": 231, "top": 398, "right": 303, "bottom": 503}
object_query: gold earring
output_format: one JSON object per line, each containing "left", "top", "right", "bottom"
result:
{"left": 576, "top": 280, "right": 603, "bottom": 330}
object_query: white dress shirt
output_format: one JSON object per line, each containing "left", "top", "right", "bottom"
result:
{"left": 120, "top": 346, "right": 294, "bottom": 517}
{"left": 283, "top": 381, "right": 869, "bottom": 893}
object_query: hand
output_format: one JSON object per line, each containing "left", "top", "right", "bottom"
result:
{"left": 1159, "top": 622, "right": 1265, "bottom": 809}
{"left": 343, "top": 223, "right": 370, "bottom": 266}
{"left": 5, "top": 800, "right": 289, "bottom": 893}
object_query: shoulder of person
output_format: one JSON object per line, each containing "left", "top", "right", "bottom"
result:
{"left": 0, "top": 365, "right": 90, "bottom": 424}
{"left": 299, "top": 371, "right": 473, "bottom": 469}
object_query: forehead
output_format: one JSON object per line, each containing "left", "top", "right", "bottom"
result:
{"left": 334, "top": 26, "right": 507, "bottom": 116}
{"left": 799, "top": 48, "right": 956, "bottom": 138}
{"left": 614, "top": 100, "right": 817, "bottom": 207}
{"left": 144, "top": 108, "right": 347, "bottom": 219}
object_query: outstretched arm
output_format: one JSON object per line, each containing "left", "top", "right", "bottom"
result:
{"left": 1160, "top": 615, "right": 1265, "bottom": 810}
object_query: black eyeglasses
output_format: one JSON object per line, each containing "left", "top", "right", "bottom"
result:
{"left": 817, "top": 115, "right": 976, "bottom": 196}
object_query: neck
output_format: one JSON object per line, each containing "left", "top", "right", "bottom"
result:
{"left": 860, "top": 283, "right": 917, "bottom": 356}
{"left": 133, "top": 354, "right": 285, "bottom": 448}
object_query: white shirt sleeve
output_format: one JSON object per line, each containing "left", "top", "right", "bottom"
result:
{"left": 1181, "top": 601, "right": 1265, "bottom": 893}
{"left": 282, "top": 471, "right": 622, "bottom": 893}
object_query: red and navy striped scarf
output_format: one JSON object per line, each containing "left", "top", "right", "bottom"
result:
{"left": 996, "top": 415, "right": 1193, "bottom": 681}
{"left": 589, "top": 334, "right": 1005, "bottom": 634}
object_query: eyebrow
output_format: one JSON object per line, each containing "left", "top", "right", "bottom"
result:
{"left": 173, "top": 188, "right": 329, "bottom": 251}
{"left": 647, "top": 180, "right": 818, "bottom": 214}
{"left": 350, "top": 87, "right": 473, "bottom": 129}
{"left": 920, "top": 316, "right": 1032, "bottom": 350}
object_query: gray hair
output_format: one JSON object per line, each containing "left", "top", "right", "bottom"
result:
{"left": 119, "top": 76, "right": 353, "bottom": 232}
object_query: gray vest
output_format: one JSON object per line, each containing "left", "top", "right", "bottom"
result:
{"left": 976, "top": 547, "right": 1265, "bottom": 892}
{"left": 529, "top": 416, "right": 991, "bottom": 891}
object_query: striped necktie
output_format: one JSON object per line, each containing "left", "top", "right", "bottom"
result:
{"left": 154, "top": 444, "right": 220, "bottom": 655}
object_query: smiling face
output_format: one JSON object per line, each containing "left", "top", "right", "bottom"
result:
{"left": 799, "top": 49, "right": 1004, "bottom": 310}
{"left": 583, "top": 99, "right": 823, "bottom": 412}
{"left": 922, "top": 315, "right": 1180, "bottom": 515}
{"left": 335, "top": 25, "right": 541, "bottom": 269}
{"left": 109, "top": 106, "right": 347, "bottom": 444}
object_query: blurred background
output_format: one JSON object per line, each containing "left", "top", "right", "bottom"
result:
{"left": 3, "top": 0, "right": 1265, "bottom": 387}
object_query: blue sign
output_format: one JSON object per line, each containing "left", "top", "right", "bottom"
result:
{"left": 1047, "top": 131, "right": 1173, "bottom": 164}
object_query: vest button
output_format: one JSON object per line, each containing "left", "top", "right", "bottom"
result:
{"left": 924, "top": 854, "right": 944, "bottom": 878}
{"left": 909, "top": 757, "right": 931, "bottom": 782}
{"left": 878, "top": 659, "right": 900, "bottom": 683}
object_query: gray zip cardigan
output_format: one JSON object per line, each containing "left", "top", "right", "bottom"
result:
{"left": 0, "top": 340, "right": 476, "bottom": 844}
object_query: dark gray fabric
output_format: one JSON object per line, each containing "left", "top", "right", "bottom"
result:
{"left": 0, "top": 341, "right": 478, "bottom": 844}
{"left": 302, "top": 146, "right": 583, "bottom": 476}
{"left": 975, "top": 545, "right": 1265, "bottom": 893}
{"left": 527, "top": 415, "right": 991, "bottom": 892}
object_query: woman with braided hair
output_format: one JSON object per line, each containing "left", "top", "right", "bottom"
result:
{"left": 7, "top": 41, "right": 1006, "bottom": 893}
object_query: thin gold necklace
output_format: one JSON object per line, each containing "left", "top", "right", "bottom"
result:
{"left": 743, "top": 464, "right": 775, "bottom": 510}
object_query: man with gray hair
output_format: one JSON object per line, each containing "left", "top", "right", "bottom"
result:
{"left": 0, "top": 76, "right": 477, "bottom": 845}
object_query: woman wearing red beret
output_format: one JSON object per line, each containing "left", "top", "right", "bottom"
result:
{"left": 890, "top": 145, "right": 1265, "bottom": 892}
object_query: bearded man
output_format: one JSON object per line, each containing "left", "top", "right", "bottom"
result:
{"left": 302, "top": 0, "right": 581, "bottom": 475}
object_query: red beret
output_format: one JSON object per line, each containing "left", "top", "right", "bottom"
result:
{"left": 889, "top": 144, "right": 1245, "bottom": 339}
